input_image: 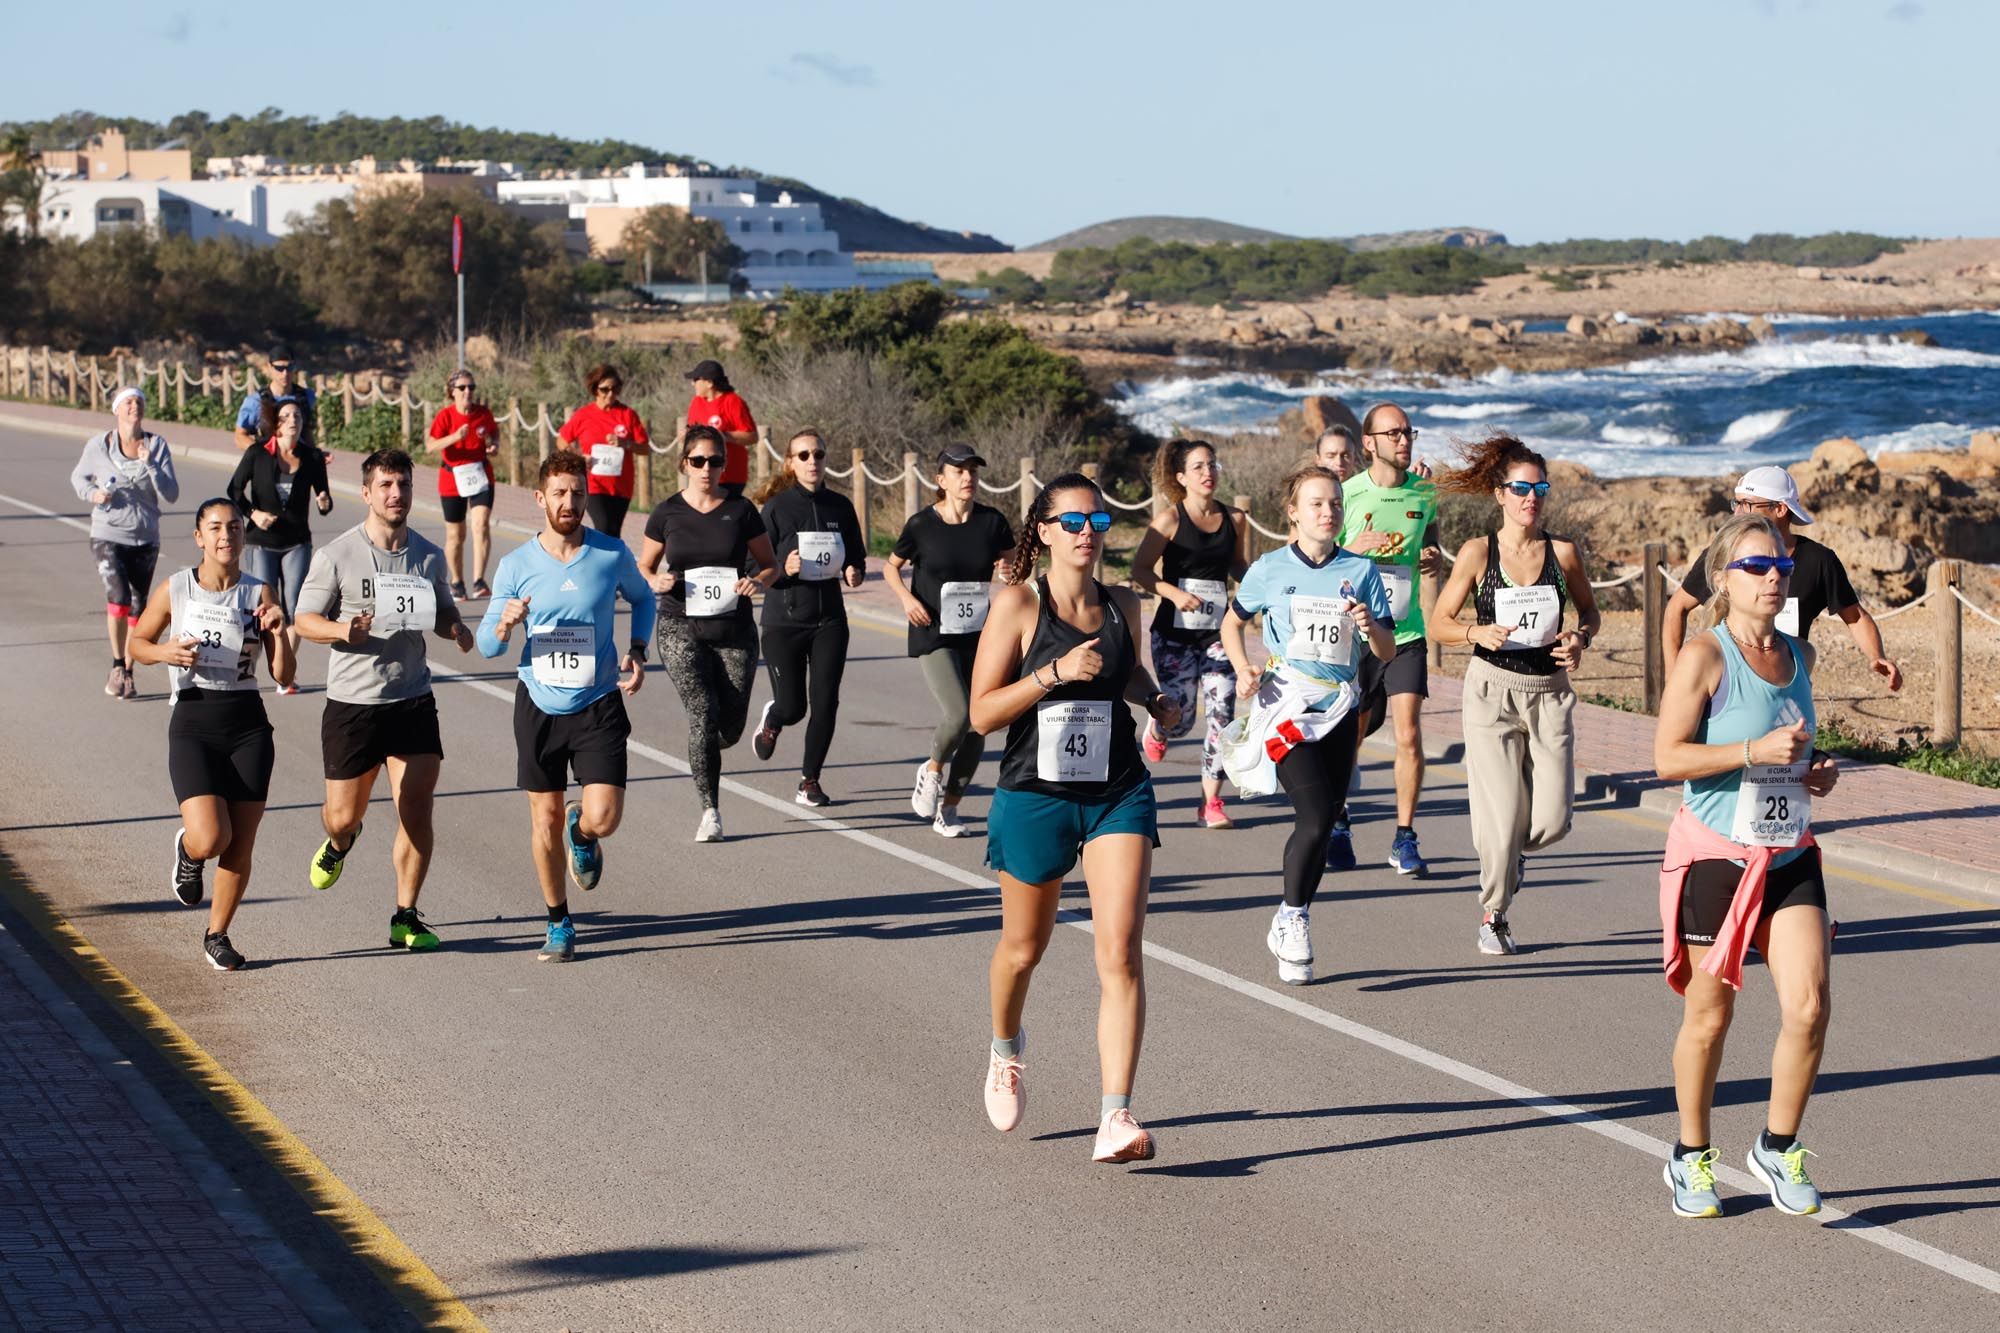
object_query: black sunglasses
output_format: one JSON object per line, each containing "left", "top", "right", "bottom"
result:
{"left": 685, "top": 454, "right": 726, "bottom": 469}
{"left": 1502, "top": 480, "right": 1551, "bottom": 497}
{"left": 450, "top": 381, "right": 475, "bottom": 392}
{"left": 793, "top": 449, "right": 826, "bottom": 462}
{"left": 269, "top": 362, "right": 293, "bottom": 373}
{"left": 1051, "top": 510, "right": 1112, "bottom": 534}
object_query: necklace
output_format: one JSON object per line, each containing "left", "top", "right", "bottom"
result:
{"left": 1722, "top": 615, "right": 1779, "bottom": 654}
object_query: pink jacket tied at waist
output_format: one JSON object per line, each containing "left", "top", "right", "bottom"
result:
{"left": 1658, "top": 804, "right": 1819, "bottom": 994}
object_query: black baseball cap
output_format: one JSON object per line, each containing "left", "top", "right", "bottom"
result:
{"left": 935, "top": 443, "right": 987, "bottom": 471}
{"left": 684, "top": 359, "right": 727, "bottom": 382}
{"left": 267, "top": 343, "right": 295, "bottom": 366}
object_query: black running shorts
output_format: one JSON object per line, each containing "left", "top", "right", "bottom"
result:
{"left": 167, "top": 692, "right": 275, "bottom": 803}
{"left": 512, "top": 682, "right": 630, "bottom": 792}
{"left": 321, "top": 694, "right": 444, "bottom": 780}
{"left": 439, "top": 490, "right": 493, "bottom": 524}
{"left": 1679, "top": 847, "right": 1827, "bottom": 945}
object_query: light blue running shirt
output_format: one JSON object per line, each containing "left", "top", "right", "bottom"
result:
{"left": 476, "top": 528, "right": 658, "bottom": 715}
{"left": 1231, "top": 543, "right": 1392, "bottom": 693}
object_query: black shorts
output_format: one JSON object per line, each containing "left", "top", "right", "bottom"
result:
{"left": 321, "top": 694, "right": 444, "bottom": 780}
{"left": 168, "top": 692, "right": 275, "bottom": 804}
{"left": 91, "top": 539, "right": 158, "bottom": 615}
{"left": 439, "top": 490, "right": 494, "bottom": 524}
{"left": 513, "top": 683, "right": 630, "bottom": 792}
{"left": 1680, "top": 847, "right": 1827, "bottom": 945}
{"left": 585, "top": 494, "right": 631, "bottom": 538}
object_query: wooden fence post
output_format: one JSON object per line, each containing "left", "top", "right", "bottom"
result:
{"left": 341, "top": 377, "right": 354, "bottom": 429}
{"left": 399, "top": 392, "right": 413, "bottom": 448}
{"left": 175, "top": 362, "right": 186, "bottom": 415}
{"left": 903, "top": 451, "right": 920, "bottom": 525}
{"left": 850, "top": 448, "right": 870, "bottom": 541}
{"left": 1018, "top": 456, "right": 1036, "bottom": 523}
{"left": 1932, "top": 559, "right": 1961, "bottom": 746}
{"left": 504, "top": 397, "right": 521, "bottom": 487}
{"left": 67, "top": 352, "right": 79, "bottom": 405}
{"left": 89, "top": 357, "right": 102, "bottom": 411}
{"left": 1642, "top": 541, "right": 1667, "bottom": 714}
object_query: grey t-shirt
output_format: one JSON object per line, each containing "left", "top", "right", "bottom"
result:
{"left": 297, "top": 523, "right": 460, "bottom": 705}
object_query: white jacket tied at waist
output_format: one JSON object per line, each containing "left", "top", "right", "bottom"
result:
{"left": 1218, "top": 662, "right": 1357, "bottom": 798}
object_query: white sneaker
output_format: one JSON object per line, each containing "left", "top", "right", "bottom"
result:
{"left": 933, "top": 805, "right": 966, "bottom": 838}
{"left": 1267, "top": 907, "right": 1313, "bottom": 985}
{"left": 911, "top": 762, "right": 943, "bottom": 818}
{"left": 695, "top": 809, "right": 724, "bottom": 843}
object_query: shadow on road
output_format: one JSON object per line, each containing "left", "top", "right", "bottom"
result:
{"left": 460, "top": 1242, "right": 853, "bottom": 1302}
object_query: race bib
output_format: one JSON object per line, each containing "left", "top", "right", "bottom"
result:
{"left": 684, "top": 566, "right": 739, "bottom": 617}
{"left": 1036, "top": 700, "right": 1111, "bottom": 783}
{"left": 797, "top": 531, "right": 844, "bottom": 582}
{"left": 1286, "top": 594, "right": 1357, "bottom": 668}
{"left": 939, "top": 581, "right": 990, "bottom": 634}
{"left": 1776, "top": 597, "right": 1800, "bottom": 638}
{"left": 1731, "top": 762, "right": 1811, "bottom": 848}
{"left": 1174, "top": 578, "right": 1226, "bottom": 632}
{"left": 530, "top": 623, "right": 595, "bottom": 689}
{"left": 1494, "top": 584, "right": 1561, "bottom": 650}
{"left": 371, "top": 573, "right": 437, "bottom": 636}
{"left": 451, "top": 461, "right": 489, "bottom": 497}
{"left": 589, "top": 443, "right": 625, "bottom": 477}
{"left": 1377, "top": 565, "right": 1414, "bottom": 623}
{"left": 182, "top": 601, "right": 247, "bottom": 684}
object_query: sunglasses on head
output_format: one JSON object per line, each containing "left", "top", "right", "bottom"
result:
{"left": 793, "top": 449, "right": 825, "bottom": 462}
{"left": 685, "top": 454, "right": 725, "bottom": 469}
{"left": 1502, "top": 480, "right": 1551, "bottom": 497}
{"left": 1725, "top": 555, "right": 1796, "bottom": 577}
{"left": 1050, "top": 511, "right": 1112, "bottom": 535}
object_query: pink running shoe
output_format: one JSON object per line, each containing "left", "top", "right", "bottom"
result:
{"left": 983, "top": 1041, "right": 1026, "bottom": 1132}
{"left": 1142, "top": 722, "right": 1168, "bottom": 764}
{"left": 1091, "top": 1108, "right": 1155, "bottom": 1163}
{"left": 1200, "top": 797, "right": 1234, "bottom": 830}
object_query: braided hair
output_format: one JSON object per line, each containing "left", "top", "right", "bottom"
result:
{"left": 1004, "top": 471, "right": 1100, "bottom": 585}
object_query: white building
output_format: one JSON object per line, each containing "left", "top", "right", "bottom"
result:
{"left": 27, "top": 178, "right": 356, "bottom": 245}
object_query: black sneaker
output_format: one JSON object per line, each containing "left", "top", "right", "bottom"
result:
{"left": 449, "top": 580, "right": 468, "bottom": 600}
{"left": 795, "top": 777, "right": 830, "bottom": 808}
{"left": 471, "top": 579, "right": 492, "bottom": 599}
{"left": 172, "top": 829, "right": 204, "bottom": 907}
{"left": 202, "top": 930, "right": 245, "bottom": 971}
{"left": 751, "top": 699, "right": 780, "bottom": 762}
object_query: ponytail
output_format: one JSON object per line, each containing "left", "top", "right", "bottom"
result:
{"left": 1006, "top": 471, "right": 1098, "bottom": 585}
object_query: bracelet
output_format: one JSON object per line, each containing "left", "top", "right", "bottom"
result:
{"left": 1050, "top": 659, "right": 1062, "bottom": 684}
{"left": 1742, "top": 739, "right": 1752, "bottom": 769}
{"left": 1030, "top": 666, "right": 1049, "bottom": 692}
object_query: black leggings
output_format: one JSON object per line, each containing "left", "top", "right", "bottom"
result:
{"left": 586, "top": 494, "right": 631, "bottom": 539}
{"left": 761, "top": 618, "right": 850, "bottom": 780}
{"left": 1275, "top": 711, "right": 1362, "bottom": 909}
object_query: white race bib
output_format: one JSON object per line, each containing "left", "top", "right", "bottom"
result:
{"left": 371, "top": 573, "right": 437, "bottom": 636}
{"left": 1286, "top": 594, "right": 1357, "bottom": 668}
{"left": 182, "top": 601, "right": 246, "bottom": 684}
{"left": 684, "top": 565, "right": 739, "bottom": 617}
{"left": 1174, "top": 578, "right": 1226, "bottom": 632}
{"left": 1494, "top": 584, "right": 1561, "bottom": 650}
{"left": 797, "top": 531, "right": 844, "bottom": 582}
{"left": 1036, "top": 700, "right": 1112, "bottom": 783}
{"left": 530, "top": 623, "right": 595, "bottom": 689}
{"left": 451, "top": 461, "right": 489, "bottom": 497}
{"left": 589, "top": 443, "right": 625, "bottom": 477}
{"left": 939, "top": 581, "right": 990, "bottom": 634}
{"left": 1776, "top": 597, "right": 1801, "bottom": 638}
{"left": 1731, "top": 762, "right": 1811, "bottom": 848}
{"left": 1377, "top": 565, "right": 1414, "bottom": 624}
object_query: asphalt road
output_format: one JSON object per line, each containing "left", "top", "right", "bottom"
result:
{"left": 3, "top": 418, "right": 1997, "bottom": 1331}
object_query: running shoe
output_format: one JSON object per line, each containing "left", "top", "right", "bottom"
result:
{"left": 308, "top": 828, "right": 357, "bottom": 891}
{"left": 695, "top": 809, "right": 724, "bottom": 843}
{"left": 1323, "top": 823, "right": 1356, "bottom": 871}
{"left": 795, "top": 778, "right": 830, "bottom": 808}
{"left": 389, "top": 907, "right": 440, "bottom": 952}
{"left": 751, "top": 700, "right": 780, "bottom": 761}
{"left": 983, "top": 1030, "right": 1027, "bottom": 1132}
{"left": 1142, "top": 721, "right": 1168, "bottom": 764}
{"left": 564, "top": 800, "right": 602, "bottom": 891}
{"left": 933, "top": 805, "right": 966, "bottom": 838}
{"left": 1200, "top": 796, "right": 1234, "bottom": 830}
{"left": 104, "top": 664, "right": 124, "bottom": 697}
{"left": 1478, "top": 912, "right": 1518, "bottom": 956}
{"left": 1515, "top": 855, "right": 1528, "bottom": 896}
{"left": 471, "top": 579, "right": 492, "bottom": 600}
{"left": 119, "top": 665, "right": 138, "bottom": 700}
{"left": 449, "top": 580, "right": 468, "bottom": 600}
{"left": 910, "top": 762, "right": 943, "bottom": 818}
{"left": 1388, "top": 830, "right": 1429, "bottom": 877}
{"left": 274, "top": 681, "right": 300, "bottom": 697}
{"left": 1091, "top": 1108, "right": 1155, "bottom": 1163}
{"left": 202, "top": 930, "right": 245, "bottom": 972}
{"left": 171, "top": 829, "right": 204, "bottom": 907}
{"left": 1746, "top": 1139, "right": 1822, "bottom": 1216}
{"left": 537, "top": 916, "right": 575, "bottom": 962}
{"left": 1267, "top": 907, "right": 1313, "bottom": 985}
{"left": 1664, "top": 1147, "right": 1722, "bottom": 1219}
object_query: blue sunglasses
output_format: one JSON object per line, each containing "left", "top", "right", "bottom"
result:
{"left": 1502, "top": 480, "right": 1551, "bottom": 497}
{"left": 1725, "top": 556, "right": 1796, "bottom": 577}
{"left": 1052, "top": 510, "right": 1112, "bottom": 534}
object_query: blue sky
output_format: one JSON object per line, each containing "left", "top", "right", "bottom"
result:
{"left": 8, "top": 0, "right": 1994, "bottom": 248}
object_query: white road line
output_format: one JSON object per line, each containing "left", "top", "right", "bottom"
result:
{"left": 0, "top": 489, "right": 93, "bottom": 535}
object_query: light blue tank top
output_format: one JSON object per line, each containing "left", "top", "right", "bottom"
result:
{"left": 1684, "top": 625, "right": 1816, "bottom": 868}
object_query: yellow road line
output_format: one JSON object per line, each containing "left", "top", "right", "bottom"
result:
{"left": 0, "top": 862, "right": 487, "bottom": 1332}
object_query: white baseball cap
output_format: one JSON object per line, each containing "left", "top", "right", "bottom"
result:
{"left": 1734, "top": 465, "right": 1813, "bottom": 525}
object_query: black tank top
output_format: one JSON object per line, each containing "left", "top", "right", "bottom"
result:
{"left": 999, "top": 578, "right": 1146, "bottom": 798}
{"left": 1150, "top": 501, "right": 1237, "bottom": 644}
{"left": 1472, "top": 532, "right": 1569, "bottom": 676}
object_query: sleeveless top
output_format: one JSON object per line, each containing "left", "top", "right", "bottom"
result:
{"left": 1151, "top": 501, "right": 1237, "bottom": 644}
{"left": 1472, "top": 533, "right": 1569, "bottom": 676}
{"left": 167, "top": 567, "right": 266, "bottom": 695}
{"left": 998, "top": 578, "right": 1147, "bottom": 799}
{"left": 1685, "top": 625, "right": 1817, "bottom": 868}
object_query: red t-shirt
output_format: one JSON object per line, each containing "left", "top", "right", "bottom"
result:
{"left": 558, "top": 403, "right": 651, "bottom": 497}
{"left": 428, "top": 405, "right": 499, "bottom": 497}
{"left": 685, "top": 391, "right": 757, "bottom": 486}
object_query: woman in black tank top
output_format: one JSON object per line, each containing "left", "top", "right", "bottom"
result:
{"left": 1429, "top": 435, "right": 1601, "bottom": 955}
{"left": 966, "top": 473, "right": 1179, "bottom": 1164}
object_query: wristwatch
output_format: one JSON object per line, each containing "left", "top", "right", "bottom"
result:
{"left": 628, "top": 640, "right": 649, "bottom": 664}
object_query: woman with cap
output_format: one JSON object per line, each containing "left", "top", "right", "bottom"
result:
{"left": 884, "top": 444, "right": 1015, "bottom": 836}
{"left": 71, "top": 386, "right": 180, "bottom": 700}
{"left": 425, "top": 368, "right": 502, "bottom": 598}
{"left": 226, "top": 399, "right": 331, "bottom": 691}
{"left": 558, "top": 363, "right": 653, "bottom": 539}
{"left": 683, "top": 359, "right": 758, "bottom": 500}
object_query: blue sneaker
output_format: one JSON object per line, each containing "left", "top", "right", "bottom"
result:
{"left": 1323, "top": 823, "right": 1357, "bottom": 871}
{"left": 563, "top": 800, "right": 602, "bottom": 892}
{"left": 1663, "top": 1148, "right": 1722, "bottom": 1218}
{"left": 537, "top": 916, "right": 576, "bottom": 963}
{"left": 1746, "top": 1139, "right": 1821, "bottom": 1215}
{"left": 1388, "top": 830, "right": 1428, "bottom": 877}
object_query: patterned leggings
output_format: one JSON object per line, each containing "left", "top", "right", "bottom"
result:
{"left": 1150, "top": 632, "right": 1237, "bottom": 781}
{"left": 657, "top": 614, "right": 758, "bottom": 811}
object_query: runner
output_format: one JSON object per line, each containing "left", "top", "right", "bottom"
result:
{"left": 126, "top": 498, "right": 293, "bottom": 971}
{"left": 71, "top": 386, "right": 179, "bottom": 700}
{"left": 1654, "top": 511, "right": 1841, "bottom": 1219}
{"left": 1129, "top": 439, "right": 1247, "bottom": 828}
{"left": 1428, "top": 435, "right": 1600, "bottom": 955}
{"left": 638, "top": 426, "right": 776, "bottom": 841}
{"left": 1314, "top": 425, "right": 1362, "bottom": 482}
{"left": 683, "top": 359, "right": 758, "bottom": 499}
{"left": 557, "top": 363, "right": 653, "bottom": 539}
{"left": 884, "top": 444, "right": 1015, "bottom": 836}
{"left": 232, "top": 344, "right": 316, "bottom": 452}
{"left": 225, "top": 399, "right": 331, "bottom": 692}
{"left": 1662, "top": 465, "right": 1902, "bottom": 692}
{"left": 748, "top": 428, "right": 866, "bottom": 806}
{"left": 1220, "top": 464, "right": 1394, "bottom": 986}
{"left": 1335, "top": 401, "right": 1443, "bottom": 876}
{"left": 295, "top": 449, "right": 474, "bottom": 952}
{"left": 970, "top": 472, "right": 1178, "bottom": 1163}
{"left": 425, "top": 368, "right": 501, "bottom": 599}
{"left": 476, "top": 451, "right": 656, "bottom": 962}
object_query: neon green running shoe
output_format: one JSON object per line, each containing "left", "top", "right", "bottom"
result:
{"left": 389, "top": 907, "right": 440, "bottom": 952}
{"left": 1664, "top": 1147, "right": 1722, "bottom": 1218}
{"left": 1746, "top": 1138, "right": 1821, "bottom": 1215}
{"left": 308, "top": 831, "right": 357, "bottom": 890}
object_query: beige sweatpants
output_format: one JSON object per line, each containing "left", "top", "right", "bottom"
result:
{"left": 1461, "top": 655, "right": 1576, "bottom": 915}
